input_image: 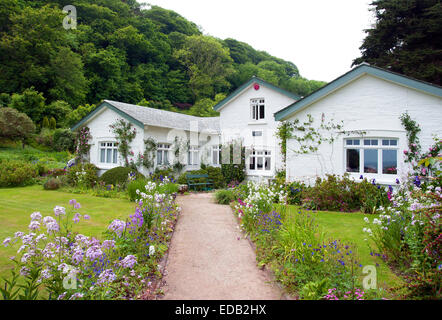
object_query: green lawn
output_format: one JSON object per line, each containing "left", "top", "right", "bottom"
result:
{"left": 0, "top": 185, "right": 136, "bottom": 279}
{"left": 283, "top": 205, "right": 404, "bottom": 292}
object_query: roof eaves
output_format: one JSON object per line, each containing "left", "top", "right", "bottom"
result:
{"left": 274, "top": 64, "right": 442, "bottom": 121}
{"left": 70, "top": 101, "right": 144, "bottom": 131}
{"left": 213, "top": 76, "right": 301, "bottom": 111}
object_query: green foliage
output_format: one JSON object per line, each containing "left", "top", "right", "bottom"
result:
{"left": 100, "top": 166, "right": 143, "bottom": 187}
{"left": 286, "top": 181, "right": 307, "bottom": 205}
{"left": 400, "top": 112, "right": 422, "bottom": 164}
{"left": 66, "top": 104, "right": 97, "bottom": 128}
{"left": 49, "top": 117, "right": 56, "bottom": 130}
{"left": 0, "top": 0, "right": 325, "bottom": 120}
{"left": 0, "top": 160, "right": 38, "bottom": 187}
{"left": 35, "top": 128, "right": 53, "bottom": 149}
{"left": 150, "top": 167, "right": 174, "bottom": 182}
{"left": 127, "top": 178, "right": 149, "bottom": 202}
{"left": 8, "top": 88, "right": 46, "bottom": 124}
{"left": 53, "top": 129, "right": 75, "bottom": 152}
{"left": 0, "top": 107, "right": 35, "bottom": 143}
{"left": 353, "top": 0, "right": 441, "bottom": 85}
{"left": 144, "top": 5, "right": 201, "bottom": 36}
{"left": 66, "top": 163, "right": 98, "bottom": 188}
{"left": 215, "top": 189, "right": 235, "bottom": 205}
{"left": 366, "top": 176, "right": 441, "bottom": 299}
{"left": 299, "top": 279, "right": 331, "bottom": 300}
{"left": 43, "top": 177, "right": 62, "bottom": 190}
{"left": 302, "top": 174, "right": 390, "bottom": 213}
{"left": 44, "top": 100, "right": 72, "bottom": 128}
{"left": 176, "top": 166, "right": 224, "bottom": 189}
{"left": 74, "top": 126, "right": 92, "bottom": 163}
{"left": 42, "top": 117, "right": 49, "bottom": 129}
{"left": 186, "top": 94, "right": 224, "bottom": 117}
{"left": 221, "top": 143, "right": 246, "bottom": 185}
{"left": 110, "top": 119, "right": 137, "bottom": 167}
{"left": 174, "top": 35, "right": 234, "bottom": 99}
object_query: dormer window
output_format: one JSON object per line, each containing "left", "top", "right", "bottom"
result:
{"left": 251, "top": 99, "right": 265, "bottom": 120}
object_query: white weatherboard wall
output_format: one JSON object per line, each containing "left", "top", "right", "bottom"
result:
{"left": 285, "top": 74, "right": 442, "bottom": 185}
{"left": 219, "top": 84, "right": 297, "bottom": 180}
{"left": 143, "top": 125, "right": 221, "bottom": 175}
{"left": 85, "top": 106, "right": 221, "bottom": 176}
{"left": 87, "top": 107, "right": 145, "bottom": 175}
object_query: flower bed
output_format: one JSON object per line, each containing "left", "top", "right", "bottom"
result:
{"left": 230, "top": 181, "right": 373, "bottom": 300}
{"left": 1, "top": 180, "right": 181, "bottom": 300}
{"left": 363, "top": 180, "right": 441, "bottom": 299}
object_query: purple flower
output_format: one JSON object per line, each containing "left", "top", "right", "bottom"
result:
{"left": 54, "top": 206, "right": 66, "bottom": 217}
{"left": 120, "top": 255, "right": 137, "bottom": 269}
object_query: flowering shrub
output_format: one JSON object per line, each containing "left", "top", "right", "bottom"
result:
{"left": 233, "top": 181, "right": 287, "bottom": 233}
{"left": 1, "top": 183, "right": 180, "bottom": 300}
{"left": 363, "top": 171, "right": 441, "bottom": 299}
{"left": 301, "top": 174, "right": 390, "bottom": 213}
{"left": 74, "top": 127, "right": 92, "bottom": 163}
{"left": 66, "top": 163, "right": 98, "bottom": 189}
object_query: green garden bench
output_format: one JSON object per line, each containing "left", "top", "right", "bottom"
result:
{"left": 186, "top": 174, "right": 213, "bottom": 191}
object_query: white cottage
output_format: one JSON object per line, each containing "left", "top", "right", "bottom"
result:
{"left": 72, "top": 76, "right": 300, "bottom": 180}
{"left": 72, "top": 64, "right": 441, "bottom": 184}
{"left": 71, "top": 100, "right": 221, "bottom": 176}
{"left": 213, "top": 76, "right": 300, "bottom": 181}
{"left": 274, "top": 63, "right": 442, "bottom": 186}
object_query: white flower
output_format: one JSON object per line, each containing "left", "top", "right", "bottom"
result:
{"left": 149, "top": 245, "right": 155, "bottom": 256}
{"left": 364, "top": 217, "right": 369, "bottom": 223}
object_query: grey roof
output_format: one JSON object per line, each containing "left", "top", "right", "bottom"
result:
{"left": 104, "top": 100, "right": 220, "bottom": 133}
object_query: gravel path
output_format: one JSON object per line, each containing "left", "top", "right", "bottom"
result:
{"left": 160, "top": 193, "right": 283, "bottom": 300}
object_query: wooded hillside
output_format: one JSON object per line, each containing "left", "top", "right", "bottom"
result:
{"left": 0, "top": 0, "right": 326, "bottom": 126}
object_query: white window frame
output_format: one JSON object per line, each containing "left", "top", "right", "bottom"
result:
{"left": 99, "top": 142, "right": 118, "bottom": 164}
{"left": 157, "top": 143, "right": 171, "bottom": 166}
{"left": 188, "top": 146, "right": 199, "bottom": 166}
{"left": 212, "top": 145, "right": 221, "bottom": 166}
{"left": 250, "top": 98, "right": 265, "bottom": 121}
{"left": 344, "top": 138, "right": 399, "bottom": 176}
{"left": 249, "top": 150, "right": 272, "bottom": 171}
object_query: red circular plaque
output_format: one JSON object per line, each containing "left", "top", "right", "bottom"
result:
{"left": 254, "top": 83, "right": 260, "bottom": 90}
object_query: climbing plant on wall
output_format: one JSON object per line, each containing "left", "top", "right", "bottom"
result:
{"left": 172, "top": 136, "right": 188, "bottom": 174}
{"left": 400, "top": 112, "right": 422, "bottom": 165}
{"left": 277, "top": 113, "right": 365, "bottom": 174}
{"left": 74, "top": 126, "right": 92, "bottom": 163}
{"left": 110, "top": 119, "right": 137, "bottom": 167}
{"left": 136, "top": 137, "right": 157, "bottom": 171}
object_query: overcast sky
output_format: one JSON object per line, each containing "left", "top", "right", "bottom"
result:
{"left": 143, "top": 0, "right": 375, "bottom": 82}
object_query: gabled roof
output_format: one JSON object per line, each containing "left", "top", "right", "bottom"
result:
{"left": 213, "top": 76, "right": 301, "bottom": 111}
{"left": 274, "top": 63, "right": 442, "bottom": 121}
{"left": 71, "top": 100, "right": 220, "bottom": 133}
